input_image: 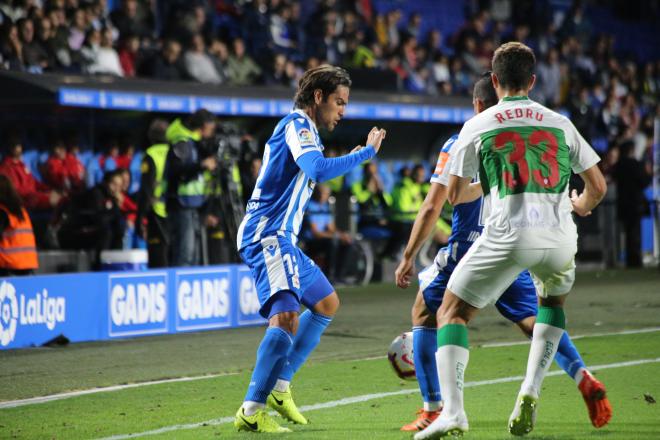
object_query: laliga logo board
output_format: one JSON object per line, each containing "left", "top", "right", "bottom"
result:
{"left": 109, "top": 273, "right": 168, "bottom": 338}
{"left": 237, "top": 267, "right": 265, "bottom": 325}
{"left": 175, "top": 268, "right": 231, "bottom": 331}
{"left": 0, "top": 280, "right": 66, "bottom": 347}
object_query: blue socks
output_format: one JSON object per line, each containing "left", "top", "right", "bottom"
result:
{"left": 244, "top": 326, "right": 293, "bottom": 403}
{"left": 279, "top": 310, "right": 332, "bottom": 381}
{"left": 413, "top": 326, "right": 442, "bottom": 406}
{"left": 554, "top": 331, "right": 586, "bottom": 379}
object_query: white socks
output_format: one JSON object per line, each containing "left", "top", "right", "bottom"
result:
{"left": 424, "top": 401, "right": 442, "bottom": 412}
{"left": 520, "top": 323, "right": 564, "bottom": 398}
{"left": 242, "top": 400, "right": 265, "bottom": 416}
{"left": 273, "top": 379, "right": 290, "bottom": 393}
{"left": 435, "top": 345, "right": 469, "bottom": 418}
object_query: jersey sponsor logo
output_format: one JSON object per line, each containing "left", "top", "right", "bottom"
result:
{"left": 246, "top": 201, "right": 261, "bottom": 212}
{"left": 109, "top": 273, "right": 168, "bottom": 337}
{"left": 0, "top": 281, "right": 66, "bottom": 346}
{"left": 265, "top": 244, "right": 277, "bottom": 257}
{"left": 175, "top": 269, "right": 231, "bottom": 331}
{"left": 297, "top": 128, "right": 315, "bottom": 146}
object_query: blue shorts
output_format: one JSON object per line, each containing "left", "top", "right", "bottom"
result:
{"left": 418, "top": 249, "right": 537, "bottom": 323}
{"left": 240, "top": 235, "right": 335, "bottom": 319}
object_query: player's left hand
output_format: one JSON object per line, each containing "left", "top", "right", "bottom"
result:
{"left": 395, "top": 257, "right": 414, "bottom": 289}
{"left": 570, "top": 189, "right": 592, "bottom": 217}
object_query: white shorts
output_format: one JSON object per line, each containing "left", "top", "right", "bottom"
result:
{"left": 446, "top": 235, "right": 577, "bottom": 309}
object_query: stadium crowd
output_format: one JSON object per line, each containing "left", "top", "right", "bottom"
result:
{"left": 0, "top": 0, "right": 658, "bottom": 272}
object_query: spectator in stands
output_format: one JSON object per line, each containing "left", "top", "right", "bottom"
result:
{"left": 351, "top": 161, "right": 392, "bottom": 240}
{"left": 0, "top": 135, "right": 62, "bottom": 211}
{"left": 110, "top": 0, "right": 151, "bottom": 40}
{"left": 116, "top": 167, "right": 138, "bottom": 247}
{"left": 165, "top": 109, "right": 217, "bottom": 266}
{"left": 226, "top": 37, "right": 262, "bottom": 86}
{"left": 265, "top": 52, "right": 288, "bottom": 86}
{"left": 67, "top": 8, "right": 87, "bottom": 52}
{"left": 137, "top": 118, "right": 170, "bottom": 267}
{"left": 302, "top": 184, "right": 352, "bottom": 283}
{"left": 1, "top": 22, "right": 25, "bottom": 71}
{"left": 613, "top": 140, "right": 652, "bottom": 268}
{"left": 207, "top": 38, "right": 230, "bottom": 83}
{"left": 58, "top": 169, "right": 125, "bottom": 268}
{"left": 148, "top": 39, "right": 184, "bottom": 81}
{"left": 43, "top": 138, "right": 85, "bottom": 193}
{"left": 118, "top": 33, "right": 140, "bottom": 77}
{"left": 85, "top": 27, "right": 124, "bottom": 76}
{"left": 183, "top": 33, "right": 222, "bottom": 84}
{"left": 0, "top": 174, "right": 38, "bottom": 276}
{"left": 534, "top": 47, "right": 561, "bottom": 107}
{"left": 17, "top": 17, "right": 49, "bottom": 72}
{"left": 270, "top": 3, "right": 297, "bottom": 56}
{"left": 34, "top": 17, "right": 58, "bottom": 69}
{"left": 45, "top": 7, "right": 72, "bottom": 68}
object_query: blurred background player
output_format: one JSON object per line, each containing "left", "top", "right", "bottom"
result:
{"left": 233, "top": 65, "right": 386, "bottom": 434}
{"left": 395, "top": 72, "right": 611, "bottom": 434}
{"left": 415, "top": 42, "right": 607, "bottom": 439}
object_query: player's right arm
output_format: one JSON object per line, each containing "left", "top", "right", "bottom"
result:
{"left": 293, "top": 125, "right": 386, "bottom": 182}
{"left": 395, "top": 136, "right": 455, "bottom": 289}
{"left": 447, "top": 123, "right": 479, "bottom": 205}
{"left": 395, "top": 181, "right": 447, "bottom": 288}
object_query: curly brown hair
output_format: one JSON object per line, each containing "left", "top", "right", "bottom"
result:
{"left": 293, "top": 65, "right": 352, "bottom": 109}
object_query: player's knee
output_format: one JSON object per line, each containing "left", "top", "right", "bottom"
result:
{"left": 269, "top": 311, "right": 299, "bottom": 335}
{"left": 313, "top": 292, "right": 339, "bottom": 317}
{"left": 411, "top": 300, "right": 434, "bottom": 327}
{"left": 539, "top": 294, "right": 567, "bottom": 308}
{"left": 516, "top": 316, "right": 535, "bottom": 338}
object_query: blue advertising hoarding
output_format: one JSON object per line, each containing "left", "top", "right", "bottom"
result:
{"left": 0, "top": 265, "right": 266, "bottom": 350}
{"left": 58, "top": 87, "right": 474, "bottom": 123}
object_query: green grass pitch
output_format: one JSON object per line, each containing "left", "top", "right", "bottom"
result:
{"left": 1, "top": 269, "right": 659, "bottom": 439}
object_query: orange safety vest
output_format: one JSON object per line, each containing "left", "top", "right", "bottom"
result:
{"left": 0, "top": 204, "right": 38, "bottom": 270}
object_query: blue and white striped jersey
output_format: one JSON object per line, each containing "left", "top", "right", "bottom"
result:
{"left": 237, "top": 109, "right": 323, "bottom": 249}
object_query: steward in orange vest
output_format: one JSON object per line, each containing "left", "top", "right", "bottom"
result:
{"left": 0, "top": 204, "right": 38, "bottom": 273}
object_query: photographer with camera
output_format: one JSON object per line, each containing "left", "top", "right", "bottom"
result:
{"left": 164, "top": 109, "right": 217, "bottom": 267}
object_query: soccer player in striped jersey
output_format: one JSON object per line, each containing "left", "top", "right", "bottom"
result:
{"left": 395, "top": 72, "right": 611, "bottom": 435}
{"left": 234, "top": 65, "right": 386, "bottom": 433}
{"left": 412, "top": 42, "right": 607, "bottom": 439}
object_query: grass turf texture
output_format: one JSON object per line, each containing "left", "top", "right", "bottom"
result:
{"left": 1, "top": 269, "right": 659, "bottom": 438}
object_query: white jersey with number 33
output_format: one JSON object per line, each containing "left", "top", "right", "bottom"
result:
{"left": 449, "top": 96, "right": 600, "bottom": 249}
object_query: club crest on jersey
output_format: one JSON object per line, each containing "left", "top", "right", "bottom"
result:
{"left": 297, "top": 128, "right": 315, "bottom": 146}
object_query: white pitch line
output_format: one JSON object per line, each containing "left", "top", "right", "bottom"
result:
{"left": 2, "top": 326, "right": 659, "bottom": 410}
{"left": 0, "top": 373, "right": 239, "bottom": 409}
{"left": 480, "top": 326, "right": 660, "bottom": 348}
{"left": 96, "top": 356, "right": 660, "bottom": 440}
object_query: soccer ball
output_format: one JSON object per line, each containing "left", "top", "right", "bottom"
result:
{"left": 387, "top": 332, "right": 416, "bottom": 381}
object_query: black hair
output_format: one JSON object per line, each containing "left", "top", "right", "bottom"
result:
{"left": 0, "top": 175, "right": 25, "bottom": 220}
{"left": 147, "top": 118, "right": 169, "bottom": 144}
{"left": 474, "top": 71, "right": 499, "bottom": 109}
{"left": 184, "top": 108, "right": 216, "bottom": 131}
{"left": 492, "top": 42, "right": 536, "bottom": 91}
{"left": 293, "top": 65, "right": 351, "bottom": 109}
